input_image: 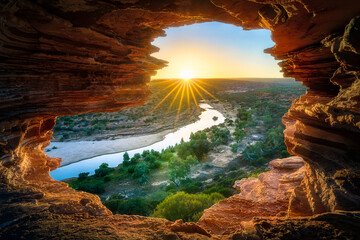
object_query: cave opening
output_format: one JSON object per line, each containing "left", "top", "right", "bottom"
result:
{"left": 45, "top": 21, "right": 307, "bottom": 225}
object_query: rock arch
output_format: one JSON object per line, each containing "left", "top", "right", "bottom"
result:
{"left": 1, "top": 0, "right": 360, "bottom": 238}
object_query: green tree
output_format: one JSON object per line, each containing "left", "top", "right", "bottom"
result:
{"left": 131, "top": 153, "right": 141, "bottom": 165}
{"left": 233, "top": 128, "right": 246, "bottom": 143}
{"left": 123, "top": 152, "right": 130, "bottom": 167}
{"left": 188, "top": 131, "right": 212, "bottom": 159}
{"left": 176, "top": 138, "right": 193, "bottom": 160}
{"left": 242, "top": 141, "right": 264, "bottom": 165}
{"left": 94, "top": 163, "right": 113, "bottom": 177}
{"left": 144, "top": 154, "right": 156, "bottom": 163}
{"left": 142, "top": 150, "right": 150, "bottom": 158}
{"left": 209, "top": 126, "right": 231, "bottom": 151}
{"left": 132, "top": 161, "right": 150, "bottom": 181}
{"left": 168, "top": 158, "right": 188, "bottom": 186}
{"left": 78, "top": 172, "right": 89, "bottom": 181}
{"left": 136, "top": 173, "right": 148, "bottom": 185}
{"left": 177, "top": 131, "right": 212, "bottom": 160}
{"left": 149, "top": 160, "right": 161, "bottom": 169}
{"left": 152, "top": 192, "right": 224, "bottom": 222}
{"left": 184, "top": 155, "right": 199, "bottom": 178}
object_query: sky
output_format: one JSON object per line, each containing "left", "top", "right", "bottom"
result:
{"left": 151, "top": 22, "right": 283, "bottom": 79}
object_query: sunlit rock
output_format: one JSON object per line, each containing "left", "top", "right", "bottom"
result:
{"left": 197, "top": 156, "right": 305, "bottom": 234}
{"left": 1, "top": 0, "right": 360, "bottom": 238}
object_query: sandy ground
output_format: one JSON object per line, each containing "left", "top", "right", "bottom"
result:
{"left": 46, "top": 129, "right": 172, "bottom": 166}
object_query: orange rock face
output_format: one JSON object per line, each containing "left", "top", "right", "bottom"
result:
{"left": 197, "top": 156, "right": 305, "bottom": 234}
{"left": 1, "top": 0, "right": 360, "bottom": 238}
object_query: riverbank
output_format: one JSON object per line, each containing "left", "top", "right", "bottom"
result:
{"left": 46, "top": 129, "right": 173, "bottom": 166}
{"left": 47, "top": 106, "right": 202, "bottom": 166}
{"left": 49, "top": 103, "right": 226, "bottom": 180}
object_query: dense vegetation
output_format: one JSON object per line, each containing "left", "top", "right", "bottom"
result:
{"left": 219, "top": 85, "right": 306, "bottom": 165}
{"left": 68, "top": 125, "right": 267, "bottom": 220}
{"left": 65, "top": 81, "right": 306, "bottom": 222}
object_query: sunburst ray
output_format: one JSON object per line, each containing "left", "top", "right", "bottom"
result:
{"left": 150, "top": 80, "right": 182, "bottom": 113}
{"left": 188, "top": 82, "right": 200, "bottom": 113}
{"left": 193, "top": 81, "right": 223, "bottom": 104}
{"left": 175, "top": 83, "right": 186, "bottom": 127}
{"left": 150, "top": 77, "right": 222, "bottom": 126}
{"left": 167, "top": 82, "right": 184, "bottom": 113}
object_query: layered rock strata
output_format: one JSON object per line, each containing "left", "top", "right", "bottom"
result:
{"left": 1, "top": 0, "right": 360, "bottom": 238}
{"left": 198, "top": 156, "right": 305, "bottom": 234}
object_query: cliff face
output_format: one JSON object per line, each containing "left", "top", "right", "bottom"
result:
{"left": 1, "top": 0, "right": 360, "bottom": 238}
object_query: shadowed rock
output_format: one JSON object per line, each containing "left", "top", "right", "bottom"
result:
{"left": 1, "top": 0, "right": 360, "bottom": 238}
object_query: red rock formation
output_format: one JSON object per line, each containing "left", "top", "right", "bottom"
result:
{"left": 1, "top": 0, "right": 360, "bottom": 238}
{"left": 197, "top": 156, "right": 305, "bottom": 234}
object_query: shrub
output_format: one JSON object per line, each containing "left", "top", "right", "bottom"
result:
{"left": 177, "top": 131, "right": 212, "bottom": 160}
{"left": 104, "top": 199, "right": 124, "bottom": 213}
{"left": 78, "top": 172, "right": 89, "bottom": 181}
{"left": 149, "top": 160, "right": 161, "bottom": 169}
{"left": 131, "top": 153, "right": 141, "bottom": 165}
{"left": 281, "top": 150, "right": 291, "bottom": 158}
{"left": 233, "top": 128, "right": 246, "bottom": 143}
{"left": 127, "top": 165, "right": 135, "bottom": 174}
{"left": 165, "top": 183, "right": 178, "bottom": 193}
{"left": 203, "top": 186, "right": 232, "bottom": 198}
{"left": 132, "top": 161, "right": 150, "bottom": 179}
{"left": 104, "top": 175, "right": 113, "bottom": 182}
{"left": 230, "top": 143, "right": 238, "bottom": 153}
{"left": 77, "top": 182, "right": 105, "bottom": 194}
{"left": 228, "top": 169, "right": 247, "bottom": 179}
{"left": 168, "top": 158, "right": 189, "bottom": 185}
{"left": 117, "top": 198, "right": 151, "bottom": 216}
{"left": 237, "top": 107, "right": 251, "bottom": 121}
{"left": 248, "top": 168, "right": 268, "bottom": 178}
{"left": 94, "top": 163, "right": 113, "bottom": 177}
{"left": 123, "top": 152, "right": 130, "bottom": 167}
{"left": 180, "top": 182, "right": 203, "bottom": 194}
{"left": 109, "top": 194, "right": 125, "bottom": 200}
{"left": 151, "top": 192, "right": 224, "bottom": 222}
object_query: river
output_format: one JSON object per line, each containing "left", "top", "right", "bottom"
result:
{"left": 50, "top": 103, "right": 225, "bottom": 180}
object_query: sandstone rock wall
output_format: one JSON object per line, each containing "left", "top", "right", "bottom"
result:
{"left": 198, "top": 156, "right": 305, "bottom": 234}
{"left": 1, "top": 0, "right": 360, "bottom": 238}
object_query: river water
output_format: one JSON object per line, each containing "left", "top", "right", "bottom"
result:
{"left": 50, "top": 103, "right": 225, "bottom": 180}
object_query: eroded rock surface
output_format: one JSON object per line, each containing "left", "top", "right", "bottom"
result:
{"left": 197, "top": 156, "right": 305, "bottom": 234}
{"left": 1, "top": 0, "right": 360, "bottom": 239}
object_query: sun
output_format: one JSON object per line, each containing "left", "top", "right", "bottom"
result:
{"left": 151, "top": 75, "right": 222, "bottom": 128}
{"left": 179, "top": 69, "right": 194, "bottom": 81}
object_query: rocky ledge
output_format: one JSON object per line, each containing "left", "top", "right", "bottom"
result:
{"left": 198, "top": 156, "right": 305, "bottom": 234}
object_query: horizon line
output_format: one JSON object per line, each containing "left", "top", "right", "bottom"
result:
{"left": 151, "top": 77, "right": 295, "bottom": 80}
